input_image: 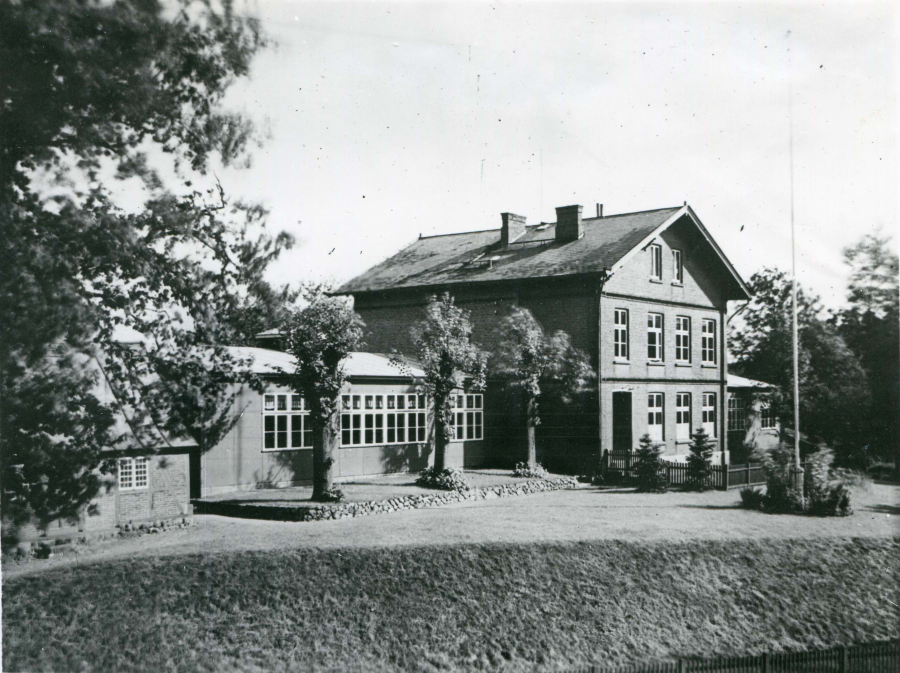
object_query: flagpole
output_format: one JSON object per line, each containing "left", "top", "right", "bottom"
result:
{"left": 788, "top": 30, "right": 804, "bottom": 495}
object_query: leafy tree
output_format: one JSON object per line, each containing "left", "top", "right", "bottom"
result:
{"left": 685, "top": 427, "right": 715, "bottom": 491}
{"left": 831, "top": 234, "right": 899, "bottom": 473}
{"left": 1, "top": 0, "right": 290, "bottom": 527}
{"left": 729, "top": 268, "right": 871, "bottom": 466}
{"left": 405, "top": 294, "right": 487, "bottom": 473}
{"left": 493, "top": 307, "right": 594, "bottom": 469}
{"left": 281, "top": 287, "right": 365, "bottom": 501}
{"left": 634, "top": 434, "right": 667, "bottom": 493}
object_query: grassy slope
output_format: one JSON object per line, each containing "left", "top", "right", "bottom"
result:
{"left": 4, "top": 538, "right": 898, "bottom": 672}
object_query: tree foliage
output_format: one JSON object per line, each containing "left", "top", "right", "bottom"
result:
{"left": 1, "top": 0, "right": 290, "bottom": 526}
{"left": 404, "top": 293, "right": 487, "bottom": 473}
{"left": 685, "top": 427, "right": 715, "bottom": 491}
{"left": 729, "top": 268, "right": 871, "bottom": 466}
{"left": 634, "top": 434, "right": 667, "bottom": 493}
{"left": 494, "top": 307, "right": 594, "bottom": 468}
{"left": 281, "top": 286, "right": 365, "bottom": 501}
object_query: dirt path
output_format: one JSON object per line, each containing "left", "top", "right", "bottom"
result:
{"left": 5, "top": 482, "right": 898, "bottom": 579}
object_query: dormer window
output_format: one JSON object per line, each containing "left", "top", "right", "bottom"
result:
{"left": 650, "top": 244, "right": 662, "bottom": 281}
{"left": 673, "top": 250, "right": 683, "bottom": 284}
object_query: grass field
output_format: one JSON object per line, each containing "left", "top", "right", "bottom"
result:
{"left": 4, "top": 537, "right": 898, "bottom": 672}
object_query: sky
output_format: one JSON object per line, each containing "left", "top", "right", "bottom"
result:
{"left": 211, "top": 0, "right": 897, "bottom": 311}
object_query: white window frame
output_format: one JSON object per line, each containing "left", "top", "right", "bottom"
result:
{"left": 647, "top": 313, "right": 664, "bottom": 362}
{"left": 761, "top": 401, "right": 777, "bottom": 429}
{"left": 614, "top": 309, "right": 629, "bottom": 360}
{"left": 676, "top": 393, "right": 691, "bottom": 440}
{"left": 675, "top": 316, "right": 691, "bottom": 363}
{"left": 728, "top": 396, "right": 748, "bottom": 432}
{"left": 650, "top": 243, "right": 663, "bottom": 281}
{"left": 702, "top": 393, "right": 717, "bottom": 438}
{"left": 702, "top": 319, "right": 717, "bottom": 364}
{"left": 451, "top": 393, "right": 484, "bottom": 441}
{"left": 263, "top": 393, "right": 313, "bottom": 452}
{"left": 673, "top": 249, "right": 683, "bottom": 284}
{"left": 118, "top": 457, "right": 149, "bottom": 491}
{"left": 648, "top": 393, "right": 664, "bottom": 442}
{"left": 341, "top": 393, "right": 427, "bottom": 447}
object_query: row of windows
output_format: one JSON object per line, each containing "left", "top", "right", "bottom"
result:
{"left": 118, "top": 457, "right": 149, "bottom": 491}
{"left": 727, "top": 397, "right": 777, "bottom": 431}
{"left": 614, "top": 309, "right": 717, "bottom": 364}
{"left": 264, "top": 394, "right": 313, "bottom": 450}
{"left": 649, "top": 243, "right": 683, "bottom": 284}
{"left": 646, "top": 392, "right": 717, "bottom": 442}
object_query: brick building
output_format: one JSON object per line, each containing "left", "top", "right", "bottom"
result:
{"left": 336, "top": 203, "right": 754, "bottom": 472}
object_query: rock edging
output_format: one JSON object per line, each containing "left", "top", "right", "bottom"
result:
{"left": 194, "top": 476, "right": 580, "bottom": 523}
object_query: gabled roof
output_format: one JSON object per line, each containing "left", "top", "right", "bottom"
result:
{"left": 336, "top": 205, "right": 750, "bottom": 301}
{"left": 226, "top": 347, "right": 425, "bottom": 379}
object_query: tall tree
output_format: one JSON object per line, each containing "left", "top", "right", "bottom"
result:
{"left": 281, "top": 287, "right": 364, "bottom": 501}
{"left": 730, "top": 268, "right": 871, "bottom": 466}
{"left": 831, "top": 234, "right": 899, "bottom": 473}
{"left": 407, "top": 294, "right": 487, "bottom": 473}
{"left": 1, "top": 0, "right": 291, "bottom": 527}
{"left": 493, "top": 307, "right": 594, "bottom": 469}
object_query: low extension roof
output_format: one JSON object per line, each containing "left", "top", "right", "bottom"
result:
{"left": 336, "top": 205, "right": 750, "bottom": 300}
{"left": 727, "top": 374, "right": 776, "bottom": 390}
{"left": 226, "top": 347, "right": 424, "bottom": 379}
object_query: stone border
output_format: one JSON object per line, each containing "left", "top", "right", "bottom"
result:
{"left": 193, "top": 476, "right": 580, "bottom": 522}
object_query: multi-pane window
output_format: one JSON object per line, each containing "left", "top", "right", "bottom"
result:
{"left": 728, "top": 397, "right": 748, "bottom": 431}
{"left": 648, "top": 393, "right": 664, "bottom": 442}
{"left": 761, "top": 402, "right": 777, "bottom": 429}
{"left": 702, "top": 319, "right": 717, "bottom": 364}
{"left": 647, "top": 313, "right": 664, "bottom": 361}
{"left": 264, "top": 393, "right": 313, "bottom": 451}
{"left": 341, "top": 394, "right": 427, "bottom": 447}
{"left": 118, "top": 457, "right": 149, "bottom": 491}
{"left": 702, "top": 393, "right": 717, "bottom": 437}
{"left": 673, "top": 250, "right": 683, "bottom": 284}
{"left": 676, "top": 393, "right": 691, "bottom": 440}
{"left": 675, "top": 316, "right": 691, "bottom": 363}
{"left": 650, "top": 243, "right": 663, "bottom": 281}
{"left": 451, "top": 394, "right": 484, "bottom": 440}
{"left": 614, "top": 309, "right": 629, "bottom": 360}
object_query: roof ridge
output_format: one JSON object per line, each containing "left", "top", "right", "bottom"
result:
{"left": 582, "top": 205, "right": 683, "bottom": 222}
{"left": 418, "top": 227, "right": 500, "bottom": 240}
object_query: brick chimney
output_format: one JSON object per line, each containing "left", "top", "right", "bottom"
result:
{"left": 501, "top": 212, "right": 527, "bottom": 247}
{"left": 555, "top": 205, "right": 583, "bottom": 242}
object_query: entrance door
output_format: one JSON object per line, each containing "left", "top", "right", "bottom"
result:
{"left": 612, "top": 392, "right": 633, "bottom": 454}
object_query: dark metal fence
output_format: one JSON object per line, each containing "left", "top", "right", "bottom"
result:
{"left": 604, "top": 451, "right": 767, "bottom": 491}
{"left": 570, "top": 640, "right": 900, "bottom": 673}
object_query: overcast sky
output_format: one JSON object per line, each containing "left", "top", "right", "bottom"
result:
{"left": 214, "top": 0, "right": 896, "bottom": 310}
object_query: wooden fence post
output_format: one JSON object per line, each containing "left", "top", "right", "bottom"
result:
{"left": 762, "top": 652, "right": 769, "bottom": 673}
{"left": 676, "top": 659, "right": 684, "bottom": 673}
{"left": 839, "top": 645, "right": 848, "bottom": 673}
{"left": 747, "top": 463, "right": 752, "bottom": 487}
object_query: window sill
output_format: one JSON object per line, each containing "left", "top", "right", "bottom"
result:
{"left": 119, "top": 486, "right": 149, "bottom": 492}
{"left": 613, "top": 359, "right": 630, "bottom": 365}
{"left": 671, "top": 282, "right": 684, "bottom": 287}
{"left": 262, "top": 447, "right": 311, "bottom": 453}
{"left": 675, "top": 362, "right": 692, "bottom": 367}
{"left": 701, "top": 363, "right": 718, "bottom": 369}
{"left": 649, "top": 278, "right": 663, "bottom": 284}
{"left": 647, "top": 361, "right": 665, "bottom": 367}
{"left": 675, "top": 439, "right": 692, "bottom": 445}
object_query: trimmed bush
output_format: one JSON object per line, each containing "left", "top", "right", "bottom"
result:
{"left": 684, "top": 428, "right": 715, "bottom": 491}
{"left": 512, "top": 462, "right": 549, "bottom": 479}
{"left": 415, "top": 467, "right": 471, "bottom": 491}
{"left": 634, "top": 434, "right": 668, "bottom": 493}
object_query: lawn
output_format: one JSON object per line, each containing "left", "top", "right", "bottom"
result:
{"left": 4, "top": 537, "right": 898, "bottom": 672}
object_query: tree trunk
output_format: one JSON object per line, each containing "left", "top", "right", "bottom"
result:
{"left": 433, "top": 412, "right": 447, "bottom": 472}
{"left": 311, "top": 414, "right": 336, "bottom": 500}
{"left": 526, "top": 397, "right": 537, "bottom": 468}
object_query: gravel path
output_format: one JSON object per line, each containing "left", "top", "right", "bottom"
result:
{"left": 5, "top": 482, "right": 898, "bottom": 579}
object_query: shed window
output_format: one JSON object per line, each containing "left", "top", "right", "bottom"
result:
{"left": 451, "top": 394, "right": 483, "bottom": 441}
{"left": 761, "top": 402, "right": 777, "bottom": 429}
{"left": 263, "top": 393, "right": 313, "bottom": 451}
{"left": 118, "top": 457, "right": 149, "bottom": 491}
{"left": 728, "top": 397, "right": 747, "bottom": 431}
{"left": 342, "top": 393, "right": 427, "bottom": 446}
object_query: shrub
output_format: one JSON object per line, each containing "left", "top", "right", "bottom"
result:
{"left": 512, "top": 462, "right": 549, "bottom": 479}
{"left": 316, "top": 488, "right": 345, "bottom": 503}
{"left": 739, "top": 487, "right": 765, "bottom": 510}
{"left": 634, "top": 434, "right": 668, "bottom": 493}
{"left": 684, "top": 428, "right": 715, "bottom": 491}
{"left": 415, "top": 467, "right": 470, "bottom": 491}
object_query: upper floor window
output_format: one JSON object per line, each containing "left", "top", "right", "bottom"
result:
{"left": 676, "top": 393, "right": 691, "bottom": 440}
{"left": 675, "top": 316, "right": 691, "bottom": 363}
{"left": 650, "top": 244, "right": 663, "bottom": 281}
{"left": 341, "top": 393, "right": 427, "bottom": 447}
{"left": 451, "top": 394, "right": 484, "bottom": 440}
{"left": 701, "top": 319, "right": 717, "bottom": 364}
{"left": 118, "top": 457, "right": 149, "bottom": 491}
{"left": 648, "top": 393, "right": 664, "bottom": 442}
{"left": 264, "top": 393, "right": 313, "bottom": 451}
{"left": 647, "top": 313, "right": 664, "bottom": 361}
{"left": 702, "top": 393, "right": 717, "bottom": 437}
{"left": 673, "top": 250, "right": 683, "bottom": 284}
{"left": 728, "top": 397, "right": 748, "bottom": 432}
{"left": 614, "top": 309, "right": 629, "bottom": 360}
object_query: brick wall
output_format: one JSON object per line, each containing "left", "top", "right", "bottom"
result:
{"left": 118, "top": 453, "right": 190, "bottom": 524}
